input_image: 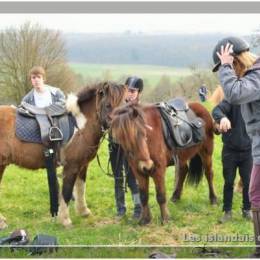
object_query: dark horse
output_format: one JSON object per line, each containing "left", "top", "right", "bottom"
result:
{"left": 0, "top": 81, "right": 126, "bottom": 228}
{"left": 109, "top": 103, "right": 217, "bottom": 224}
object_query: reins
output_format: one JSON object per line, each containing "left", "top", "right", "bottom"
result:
{"left": 96, "top": 129, "right": 114, "bottom": 177}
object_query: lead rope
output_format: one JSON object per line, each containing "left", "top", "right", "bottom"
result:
{"left": 96, "top": 131, "right": 114, "bottom": 177}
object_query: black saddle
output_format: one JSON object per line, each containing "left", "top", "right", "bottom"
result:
{"left": 16, "top": 102, "right": 75, "bottom": 147}
{"left": 157, "top": 98, "right": 205, "bottom": 150}
{"left": 20, "top": 102, "right": 66, "bottom": 117}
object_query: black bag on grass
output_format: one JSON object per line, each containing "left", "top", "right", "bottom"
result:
{"left": 29, "top": 234, "right": 58, "bottom": 255}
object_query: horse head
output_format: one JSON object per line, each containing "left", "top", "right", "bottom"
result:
{"left": 111, "top": 104, "right": 155, "bottom": 175}
{"left": 96, "top": 81, "right": 127, "bottom": 129}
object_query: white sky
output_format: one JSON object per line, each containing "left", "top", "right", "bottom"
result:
{"left": 0, "top": 14, "right": 259, "bottom": 35}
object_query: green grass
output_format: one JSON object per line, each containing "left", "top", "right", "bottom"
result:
{"left": 0, "top": 133, "right": 255, "bottom": 258}
{"left": 70, "top": 63, "right": 191, "bottom": 88}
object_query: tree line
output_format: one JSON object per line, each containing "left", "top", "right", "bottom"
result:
{"left": 0, "top": 22, "right": 259, "bottom": 104}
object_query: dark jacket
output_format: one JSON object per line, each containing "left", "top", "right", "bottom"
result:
{"left": 212, "top": 99, "right": 251, "bottom": 151}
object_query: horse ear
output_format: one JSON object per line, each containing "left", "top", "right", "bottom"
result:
{"left": 103, "top": 81, "right": 109, "bottom": 90}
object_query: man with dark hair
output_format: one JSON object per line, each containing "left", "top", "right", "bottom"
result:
{"left": 109, "top": 76, "right": 143, "bottom": 219}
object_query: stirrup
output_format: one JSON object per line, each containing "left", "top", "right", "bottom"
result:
{"left": 49, "top": 126, "right": 63, "bottom": 141}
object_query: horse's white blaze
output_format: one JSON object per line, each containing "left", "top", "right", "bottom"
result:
{"left": 66, "top": 94, "right": 87, "bottom": 129}
{"left": 58, "top": 195, "right": 72, "bottom": 227}
{"left": 74, "top": 177, "right": 91, "bottom": 217}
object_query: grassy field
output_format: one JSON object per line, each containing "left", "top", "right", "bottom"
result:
{"left": 70, "top": 63, "right": 192, "bottom": 89}
{"left": 0, "top": 102, "right": 255, "bottom": 258}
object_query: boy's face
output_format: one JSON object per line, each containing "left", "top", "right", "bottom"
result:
{"left": 31, "top": 74, "right": 44, "bottom": 89}
{"left": 127, "top": 88, "right": 139, "bottom": 102}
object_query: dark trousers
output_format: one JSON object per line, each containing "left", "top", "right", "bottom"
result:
{"left": 222, "top": 145, "right": 252, "bottom": 212}
{"left": 108, "top": 140, "right": 139, "bottom": 212}
{"left": 199, "top": 94, "right": 206, "bottom": 102}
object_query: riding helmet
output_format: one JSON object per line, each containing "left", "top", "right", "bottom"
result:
{"left": 212, "top": 36, "right": 250, "bottom": 72}
{"left": 125, "top": 76, "right": 144, "bottom": 92}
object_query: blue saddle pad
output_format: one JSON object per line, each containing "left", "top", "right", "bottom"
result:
{"left": 15, "top": 112, "right": 76, "bottom": 144}
{"left": 16, "top": 112, "right": 42, "bottom": 143}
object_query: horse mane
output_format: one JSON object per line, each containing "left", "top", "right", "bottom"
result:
{"left": 103, "top": 82, "right": 127, "bottom": 107}
{"left": 111, "top": 103, "right": 146, "bottom": 153}
{"left": 77, "top": 84, "right": 100, "bottom": 105}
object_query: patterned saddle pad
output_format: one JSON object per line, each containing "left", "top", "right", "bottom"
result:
{"left": 15, "top": 111, "right": 76, "bottom": 144}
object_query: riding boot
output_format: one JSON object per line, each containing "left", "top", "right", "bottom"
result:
{"left": 218, "top": 210, "right": 232, "bottom": 224}
{"left": 132, "top": 193, "right": 142, "bottom": 220}
{"left": 115, "top": 188, "right": 126, "bottom": 217}
{"left": 250, "top": 208, "right": 260, "bottom": 258}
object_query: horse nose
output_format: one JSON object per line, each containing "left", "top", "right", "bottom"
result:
{"left": 138, "top": 160, "right": 155, "bottom": 174}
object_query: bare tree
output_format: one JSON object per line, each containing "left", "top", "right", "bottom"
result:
{"left": 0, "top": 22, "right": 79, "bottom": 104}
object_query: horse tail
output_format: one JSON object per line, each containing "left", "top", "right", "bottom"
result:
{"left": 187, "top": 154, "right": 203, "bottom": 186}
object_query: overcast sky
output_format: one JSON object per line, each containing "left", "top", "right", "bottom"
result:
{"left": 0, "top": 14, "right": 259, "bottom": 35}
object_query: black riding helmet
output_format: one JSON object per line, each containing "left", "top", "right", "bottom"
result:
{"left": 212, "top": 36, "right": 250, "bottom": 72}
{"left": 125, "top": 76, "right": 143, "bottom": 92}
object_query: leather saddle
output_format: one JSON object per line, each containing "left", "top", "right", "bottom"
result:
{"left": 17, "top": 102, "right": 74, "bottom": 147}
{"left": 157, "top": 98, "right": 205, "bottom": 150}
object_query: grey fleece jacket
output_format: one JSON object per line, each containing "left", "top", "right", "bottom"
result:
{"left": 22, "top": 84, "right": 65, "bottom": 106}
{"left": 218, "top": 58, "right": 260, "bottom": 164}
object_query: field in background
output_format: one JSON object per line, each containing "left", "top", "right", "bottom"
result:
{"left": 70, "top": 63, "right": 192, "bottom": 88}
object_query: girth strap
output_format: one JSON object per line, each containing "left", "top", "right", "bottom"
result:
{"left": 44, "top": 149, "right": 59, "bottom": 218}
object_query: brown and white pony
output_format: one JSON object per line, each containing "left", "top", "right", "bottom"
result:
{"left": 0, "top": 81, "right": 126, "bottom": 228}
{"left": 109, "top": 103, "right": 217, "bottom": 224}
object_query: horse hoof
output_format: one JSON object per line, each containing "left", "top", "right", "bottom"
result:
{"left": 80, "top": 207, "right": 92, "bottom": 218}
{"left": 139, "top": 217, "right": 151, "bottom": 225}
{"left": 77, "top": 208, "right": 92, "bottom": 218}
{"left": 170, "top": 195, "right": 180, "bottom": 203}
{"left": 64, "top": 220, "right": 73, "bottom": 228}
{"left": 59, "top": 217, "right": 73, "bottom": 228}
{"left": 210, "top": 197, "right": 218, "bottom": 205}
{"left": 161, "top": 216, "right": 170, "bottom": 225}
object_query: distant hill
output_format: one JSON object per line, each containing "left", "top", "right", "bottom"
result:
{"left": 64, "top": 33, "right": 253, "bottom": 68}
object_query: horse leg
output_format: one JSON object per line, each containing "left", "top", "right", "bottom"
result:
{"left": 152, "top": 167, "right": 169, "bottom": 224}
{"left": 171, "top": 163, "right": 188, "bottom": 203}
{"left": 137, "top": 174, "right": 151, "bottom": 225}
{"left": 0, "top": 165, "right": 6, "bottom": 183}
{"left": 74, "top": 165, "right": 91, "bottom": 217}
{"left": 0, "top": 166, "right": 7, "bottom": 230}
{"left": 201, "top": 153, "right": 218, "bottom": 205}
{"left": 58, "top": 164, "right": 79, "bottom": 227}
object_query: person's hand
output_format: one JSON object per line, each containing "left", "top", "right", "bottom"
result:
{"left": 219, "top": 117, "right": 231, "bottom": 133}
{"left": 216, "top": 43, "right": 234, "bottom": 66}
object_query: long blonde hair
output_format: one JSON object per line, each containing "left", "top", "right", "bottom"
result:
{"left": 233, "top": 51, "right": 258, "bottom": 77}
{"left": 208, "top": 85, "right": 224, "bottom": 105}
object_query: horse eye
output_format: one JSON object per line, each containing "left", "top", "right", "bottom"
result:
{"left": 106, "top": 104, "right": 112, "bottom": 109}
{"left": 98, "top": 90, "right": 104, "bottom": 97}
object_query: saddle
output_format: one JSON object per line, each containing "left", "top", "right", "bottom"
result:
{"left": 16, "top": 102, "right": 77, "bottom": 217}
{"left": 157, "top": 98, "right": 205, "bottom": 150}
{"left": 17, "top": 102, "right": 74, "bottom": 147}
